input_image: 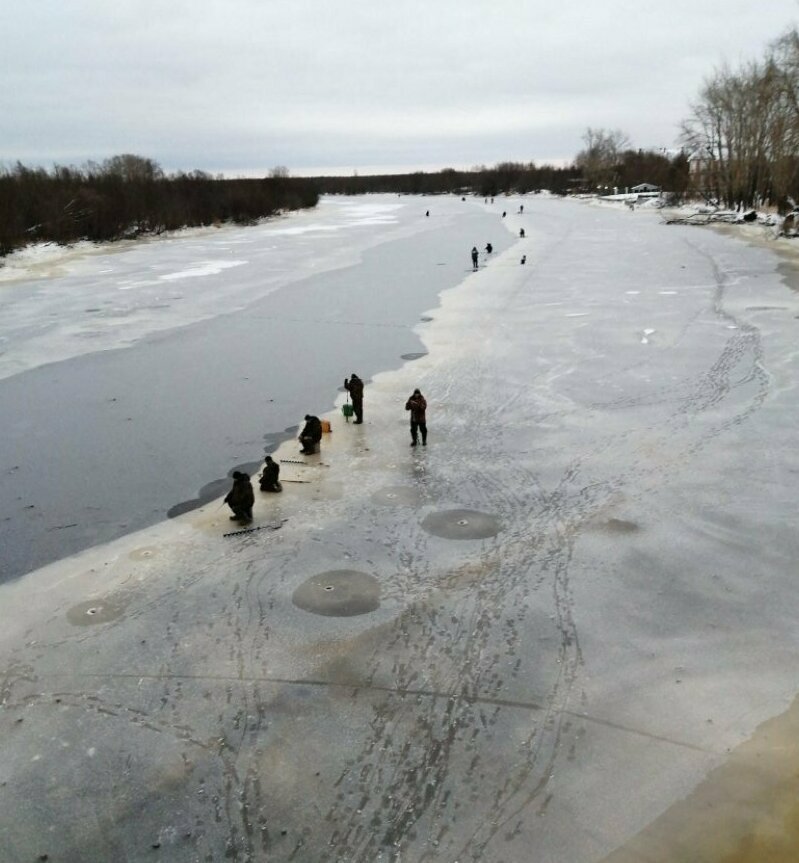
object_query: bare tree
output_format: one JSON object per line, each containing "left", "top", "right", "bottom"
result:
{"left": 101, "top": 154, "right": 163, "bottom": 183}
{"left": 575, "top": 128, "right": 631, "bottom": 189}
{"left": 681, "top": 27, "right": 799, "bottom": 209}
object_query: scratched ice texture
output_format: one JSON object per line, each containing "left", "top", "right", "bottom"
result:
{"left": 1, "top": 196, "right": 799, "bottom": 863}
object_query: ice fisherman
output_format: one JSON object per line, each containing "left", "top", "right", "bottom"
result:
{"left": 519, "top": 228, "right": 525, "bottom": 238}
{"left": 225, "top": 471, "right": 254, "bottom": 523}
{"left": 471, "top": 246, "right": 479, "bottom": 270}
{"left": 299, "top": 414, "right": 323, "bottom": 454}
{"left": 259, "top": 456, "right": 282, "bottom": 493}
{"left": 485, "top": 242, "right": 493, "bottom": 254}
{"left": 405, "top": 389, "right": 428, "bottom": 447}
{"left": 344, "top": 373, "right": 364, "bottom": 424}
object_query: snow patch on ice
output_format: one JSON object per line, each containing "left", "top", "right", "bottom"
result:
{"left": 641, "top": 328, "right": 656, "bottom": 344}
{"left": 159, "top": 260, "right": 247, "bottom": 281}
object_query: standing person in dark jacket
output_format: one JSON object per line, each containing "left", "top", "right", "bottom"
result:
{"left": 344, "top": 373, "right": 364, "bottom": 424}
{"left": 405, "top": 389, "right": 428, "bottom": 447}
{"left": 259, "top": 456, "right": 282, "bottom": 492}
{"left": 299, "top": 414, "right": 323, "bottom": 454}
{"left": 225, "top": 471, "right": 254, "bottom": 523}
{"left": 471, "top": 247, "right": 479, "bottom": 270}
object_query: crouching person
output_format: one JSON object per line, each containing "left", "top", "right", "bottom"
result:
{"left": 225, "top": 471, "right": 254, "bottom": 523}
{"left": 259, "top": 456, "right": 282, "bottom": 492}
{"left": 299, "top": 414, "right": 323, "bottom": 454}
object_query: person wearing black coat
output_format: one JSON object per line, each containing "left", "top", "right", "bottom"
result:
{"left": 299, "top": 414, "right": 323, "bottom": 454}
{"left": 225, "top": 471, "right": 254, "bottom": 523}
{"left": 405, "top": 389, "right": 428, "bottom": 447}
{"left": 344, "top": 373, "right": 364, "bottom": 424}
{"left": 259, "top": 456, "right": 282, "bottom": 492}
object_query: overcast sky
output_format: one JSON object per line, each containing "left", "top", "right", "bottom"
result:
{"left": 4, "top": 1, "right": 799, "bottom": 177}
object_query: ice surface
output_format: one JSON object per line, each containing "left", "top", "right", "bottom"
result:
{"left": 2, "top": 196, "right": 799, "bottom": 862}
{"left": 0, "top": 198, "right": 409, "bottom": 382}
{"left": 0, "top": 195, "right": 513, "bottom": 580}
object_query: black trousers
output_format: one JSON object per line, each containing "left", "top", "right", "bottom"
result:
{"left": 300, "top": 436, "right": 320, "bottom": 453}
{"left": 352, "top": 397, "right": 363, "bottom": 423}
{"left": 410, "top": 420, "right": 427, "bottom": 444}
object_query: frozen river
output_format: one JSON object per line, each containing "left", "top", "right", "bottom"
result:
{"left": 2, "top": 195, "right": 799, "bottom": 863}
{"left": 0, "top": 196, "right": 511, "bottom": 580}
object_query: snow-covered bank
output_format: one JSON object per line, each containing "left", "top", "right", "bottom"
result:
{"left": 2, "top": 197, "right": 799, "bottom": 862}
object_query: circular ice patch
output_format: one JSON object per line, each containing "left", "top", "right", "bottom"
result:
{"left": 421, "top": 509, "right": 501, "bottom": 540}
{"left": 292, "top": 570, "right": 380, "bottom": 617}
{"left": 370, "top": 485, "right": 422, "bottom": 507}
{"left": 66, "top": 597, "right": 128, "bottom": 626}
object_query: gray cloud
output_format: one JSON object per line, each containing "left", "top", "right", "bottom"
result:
{"left": 3, "top": 0, "right": 798, "bottom": 175}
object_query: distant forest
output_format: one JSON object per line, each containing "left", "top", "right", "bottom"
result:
{"left": 310, "top": 151, "right": 688, "bottom": 198}
{"left": 0, "top": 155, "right": 319, "bottom": 257}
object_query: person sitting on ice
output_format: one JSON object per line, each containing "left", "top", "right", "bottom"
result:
{"left": 259, "top": 456, "right": 282, "bottom": 492}
{"left": 299, "top": 415, "right": 323, "bottom": 454}
{"left": 225, "top": 471, "right": 254, "bottom": 523}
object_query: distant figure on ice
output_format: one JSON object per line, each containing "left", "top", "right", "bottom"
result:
{"left": 405, "top": 389, "right": 428, "bottom": 447}
{"left": 502, "top": 211, "right": 507, "bottom": 218}
{"left": 259, "top": 456, "right": 282, "bottom": 493}
{"left": 521, "top": 255, "right": 527, "bottom": 265}
{"left": 485, "top": 242, "right": 493, "bottom": 254}
{"left": 519, "top": 204, "right": 524, "bottom": 214}
{"left": 299, "top": 414, "right": 323, "bottom": 454}
{"left": 425, "top": 210, "right": 429, "bottom": 217}
{"left": 471, "top": 246, "right": 479, "bottom": 270}
{"left": 225, "top": 471, "right": 254, "bottom": 523}
{"left": 344, "top": 373, "right": 364, "bottom": 424}
{"left": 519, "top": 228, "right": 525, "bottom": 238}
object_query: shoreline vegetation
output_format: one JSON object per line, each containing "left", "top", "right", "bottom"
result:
{"left": 0, "top": 155, "right": 319, "bottom": 259}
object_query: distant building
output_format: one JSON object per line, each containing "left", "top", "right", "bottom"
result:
{"left": 631, "top": 183, "right": 660, "bottom": 193}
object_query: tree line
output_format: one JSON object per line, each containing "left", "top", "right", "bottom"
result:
{"left": 681, "top": 27, "right": 799, "bottom": 210}
{"left": 310, "top": 163, "right": 584, "bottom": 197}
{"left": 574, "top": 129, "right": 690, "bottom": 197}
{"left": 0, "top": 155, "right": 319, "bottom": 257}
